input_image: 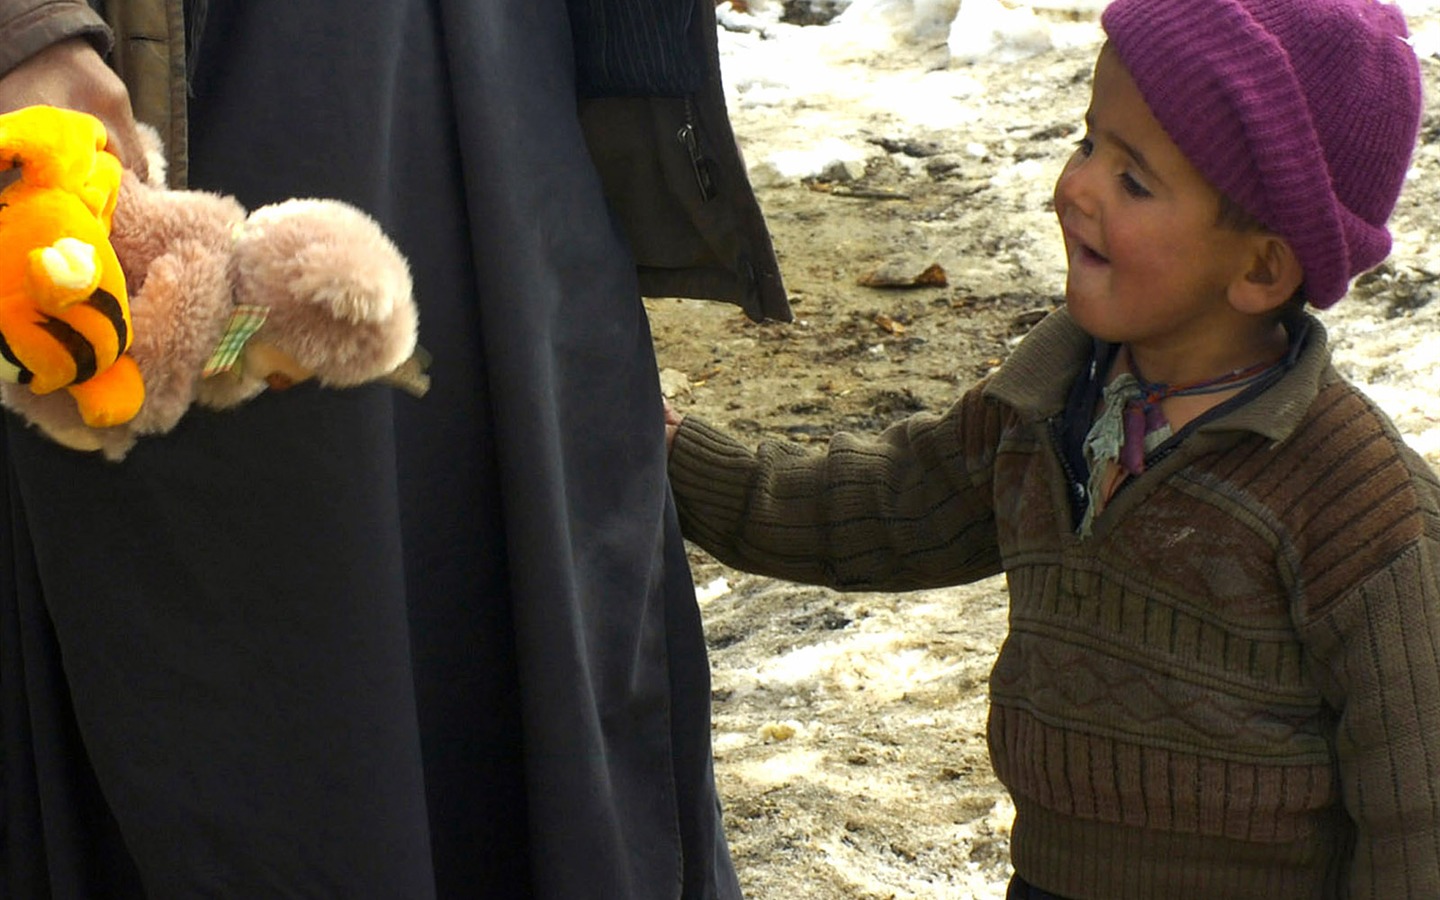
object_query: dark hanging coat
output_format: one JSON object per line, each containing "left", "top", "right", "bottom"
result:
{"left": 0, "top": 0, "right": 788, "bottom": 896}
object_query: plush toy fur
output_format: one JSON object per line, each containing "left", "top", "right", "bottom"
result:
{"left": 0, "top": 105, "right": 145, "bottom": 427}
{"left": 1, "top": 118, "right": 423, "bottom": 460}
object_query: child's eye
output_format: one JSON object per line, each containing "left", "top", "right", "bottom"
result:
{"left": 1070, "top": 133, "right": 1150, "bottom": 198}
{"left": 1120, "top": 172, "right": 1152, "bottom": 199}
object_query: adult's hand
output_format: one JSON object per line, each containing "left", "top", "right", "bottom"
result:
{"left": 0, "top": 37, "right": 146, "bottom": 179}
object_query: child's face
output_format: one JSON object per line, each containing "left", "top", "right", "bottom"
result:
{"left": 1053, "top": 45, "right": 1261, "bottom": 362}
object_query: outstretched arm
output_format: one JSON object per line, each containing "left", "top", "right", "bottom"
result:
{"left": 666, "top": 385, "right": 1008, "bottom": 592}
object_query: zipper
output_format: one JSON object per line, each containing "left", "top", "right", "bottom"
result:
{"left": 1049, "top": 416, "right": 1088, "bottom": 530}
{"left": 677, "top": 100, "right": 718, "bottom": 202}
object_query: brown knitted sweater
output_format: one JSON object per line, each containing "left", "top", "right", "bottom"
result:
{"left": 669, "top": 309, "right": 1440, "bottom": 899}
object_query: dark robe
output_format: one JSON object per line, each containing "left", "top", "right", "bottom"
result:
{"left": 0, "top": 0, "right": 739, "bottom": 896}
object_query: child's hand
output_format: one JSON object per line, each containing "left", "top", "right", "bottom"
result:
{"left": 663, "top": 400, "right": 685, "bottom": 455}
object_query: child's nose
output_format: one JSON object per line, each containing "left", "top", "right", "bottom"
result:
{"left": 1054, "top": 155, "right": 1096, "bottom": 217}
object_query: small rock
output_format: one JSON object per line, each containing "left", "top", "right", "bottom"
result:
{"left": 858, "top": 261, "right": 949, "bottom": 289}
{"left": 759, "top": 722, "right": 798, "bottom": 742}
{"left": 658, "top": 367, "right": 692, "bottom": 399}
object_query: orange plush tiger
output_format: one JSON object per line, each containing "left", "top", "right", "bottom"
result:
{"left": 0, "top": 105, "right": 143, "bottom": 428}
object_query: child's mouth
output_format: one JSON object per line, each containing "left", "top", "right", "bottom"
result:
{"left": 1060, "top": 220, "right": 1108, "bottom": 265}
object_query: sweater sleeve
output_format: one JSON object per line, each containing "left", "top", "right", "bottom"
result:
{"left": 667, "top": 383, "right": 1008, "bottom": 591}
{"left": 1298, "top": 524, "right": 1440, "bottom": 897}
{"left": 0, "top": 0, "right": 111, "bottom": 77}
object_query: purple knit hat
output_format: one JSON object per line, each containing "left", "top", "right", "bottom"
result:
{"left": 1101, "top": 0, "right": 1422, "bottom": 308}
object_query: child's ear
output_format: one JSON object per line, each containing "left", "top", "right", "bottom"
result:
{"left": 1229, "top": 235, "right": 1303, "bottom": 315}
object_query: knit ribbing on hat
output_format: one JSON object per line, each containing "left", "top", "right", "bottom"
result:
{"left": 1100, "top": 0, "right": 1422, "bottom": 308}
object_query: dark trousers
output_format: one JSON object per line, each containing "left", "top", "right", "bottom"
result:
{"left": 1008, "top": 875, "right": 1076, "bottom": 900}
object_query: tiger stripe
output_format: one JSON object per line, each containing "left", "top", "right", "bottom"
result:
{"left": 35, "top": 316, "right": 97, "bottom": 383}
{"left": 87, "top": 288, "right": 129, "bottom": 350}
{"left": 0, "top": 288, "right": 132, "bottom": 390}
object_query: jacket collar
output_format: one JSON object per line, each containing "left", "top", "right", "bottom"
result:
{"left": 982, "top": 307, "right": 1333, "bottom": 444}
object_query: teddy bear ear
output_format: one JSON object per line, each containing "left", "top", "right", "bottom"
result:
{"left": 135, "top": 123, "right": 168, "bottom": 188}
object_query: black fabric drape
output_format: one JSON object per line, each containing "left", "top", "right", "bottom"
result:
{"left": 1, "top": 0, "right": 737, "bottom": 896}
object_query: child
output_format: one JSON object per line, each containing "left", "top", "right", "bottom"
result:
{"left": 664, "top": 0, "right": 1439, "bottom": 896}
